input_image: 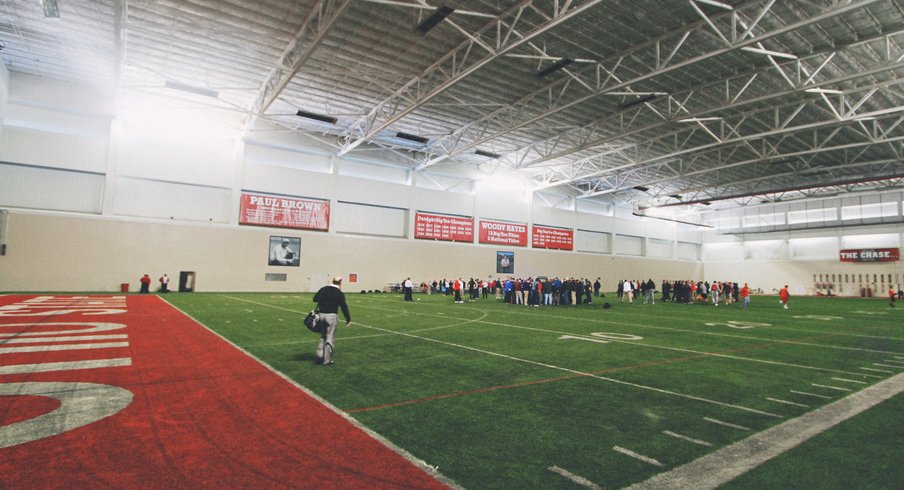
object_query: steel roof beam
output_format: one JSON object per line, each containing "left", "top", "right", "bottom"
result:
{"left": 535, "top": 79, "right": 904, "bottom": 192}
{"left": 417, "top": 0, "right": 880, "bottom": 169}
{"left": 511, "top": 29, "right": 904, "bottom": 172}
{"left": 243, "top": 0, "right": 352, "bottom": 132}
{"left": 338, "top": 0, "right": 605, "bottom": 157}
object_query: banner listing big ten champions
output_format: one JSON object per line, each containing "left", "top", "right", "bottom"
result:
{"left": 532, "top": 225, "right": 574, "bottom": 250}
{"left": 478, "top": 219, "right": 528, "bottom": 247}
{"left": 414, "top": 212, "right": 474, "bottom": 242}
{"left": 239, "top": 192, "right": 330, "bottom": 231}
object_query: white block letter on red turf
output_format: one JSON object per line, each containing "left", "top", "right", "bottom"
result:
{"left": 0, "top": 382, "right": 133, "bottom": 449}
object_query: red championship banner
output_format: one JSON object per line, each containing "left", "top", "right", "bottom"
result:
{"left": 532, "top": 225, "right": 574, "bottom": 250}
{"left": 478, "top": 219, "right": 528, "bottom": 247}
{"left": 839, "top": 248, "right": 900, "bottom": 262}
{"left": 414, "top": 212, "right": 474, "bottom": 242}
{"left": 239, "top": 192, "right": 329, "bottom": 231}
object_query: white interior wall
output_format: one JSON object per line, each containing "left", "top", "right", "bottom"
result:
{"left": 1, "top": 74, "right": 901, "bottom": 294}
{"left": 0, "top": 211, "right": 704, "bottom": 292}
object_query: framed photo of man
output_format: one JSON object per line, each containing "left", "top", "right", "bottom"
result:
{"left": 496, "top": 251, "right": 514, "bottom": 274}
{"left": 268, "top": 236, "right": 301, "bottom": 266}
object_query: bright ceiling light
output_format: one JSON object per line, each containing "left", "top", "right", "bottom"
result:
{"left": 805, "top": 88, "right": 843, "bottom": 94}
{"left": 741, "top": 46, "right": 797, "bottom": 59}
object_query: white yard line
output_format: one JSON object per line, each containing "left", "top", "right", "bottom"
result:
{"left": 352, "top": 322, "right": 785, "bottom": 418}
{"left": 766, "top": 397, "right": 809, "bottom": 408}
{"left": 223, "top": 295, "right": 785, "bottom": 417}
{"left": 831, "top": 377, "right": 867, "bottom": 384}
{"left": 547, "top": 466, "right": 601, "bottom": 489}
{"left": 812, "top": 383, "right": 852, "bottom": 392}
{"left": 663, "top": 430, "right": 712, "bottom": 446}
{"left": 860, "top": 367, "right": 893, "bottom": 373}
{"left": 703, "top": 417, "right": 751, "bottom": 431}
{"left": 629, "top": 373, "right": 904, "bottom": 490}
{"left": 873, "top": 363, "right": 902, "bottom": 369}
{"left": 790, "top": 390, "right": 832, "bottom": 399}
{"left": 613, "top": 446, "right": 664, "bottom": 467}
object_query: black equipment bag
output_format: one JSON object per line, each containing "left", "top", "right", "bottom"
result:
{"left": 303, "top": 310, "right": 322, "bottom": 333}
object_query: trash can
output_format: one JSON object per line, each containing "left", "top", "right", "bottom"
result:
{"left": 120, "top": 283, "right": 130, "bottom": 293}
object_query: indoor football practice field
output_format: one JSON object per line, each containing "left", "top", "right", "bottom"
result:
{"left": 165, "top": 291, "right": 903, "bottom": 489}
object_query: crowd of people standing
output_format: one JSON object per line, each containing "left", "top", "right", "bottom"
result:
{"left": 411, "top": 276, "right": 768, "bottom": 309}
{"left": 425, "top": 277, "right": 604, "bottom": 306}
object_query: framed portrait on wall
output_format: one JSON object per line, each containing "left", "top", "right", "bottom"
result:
{"left": 268, "top": 236, "right": 301, "bottom": 266}
{"left": 496, "top": 251, "right": 514, "bottom": 274}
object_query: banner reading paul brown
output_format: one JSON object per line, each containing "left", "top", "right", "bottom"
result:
{"left": 239, "top": 192, "right": 330, "bottom": 231}
{"left": 478, "top": 219, "right": 528, "bottom": 247}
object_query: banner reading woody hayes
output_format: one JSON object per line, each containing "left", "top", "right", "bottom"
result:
{"left": 239, "top": 192, "right": 330, "bottom": 231}
{"left": 478, "top": 219, "right": 528, "bottom": 247}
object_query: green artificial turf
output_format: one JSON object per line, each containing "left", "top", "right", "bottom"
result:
{"left": 163, "top": 291, "right": 903, "bottom": 489}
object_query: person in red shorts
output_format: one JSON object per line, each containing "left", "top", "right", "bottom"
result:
{"left": 889, "top": 286, "right": 896, "bottom": 308}
{"left": 779, "top": 285, "right": 790, "bottom": 309}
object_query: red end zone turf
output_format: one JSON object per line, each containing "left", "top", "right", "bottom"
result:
{"left": 0, "top": 295, "right": 451, "bottom": 489}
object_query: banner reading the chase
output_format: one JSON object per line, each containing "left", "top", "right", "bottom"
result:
{"left": 479, "top": 219, "right": 528, "bottom": 246}
{"left": 239, "top": 192, "right": 330, "bottom": 231}
{"left": 839, "top": 248, "right": 900, "bottom": 262}
{"left": 497, "top": 251, "right": 514, "bottom": 274}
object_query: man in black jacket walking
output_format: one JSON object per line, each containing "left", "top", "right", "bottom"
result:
{"left": 313, "top": 276, "right": 352, "bottom": 365}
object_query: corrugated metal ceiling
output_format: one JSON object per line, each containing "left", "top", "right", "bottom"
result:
{"left": 2, "top": 0, "right": 904, "bottom": 212}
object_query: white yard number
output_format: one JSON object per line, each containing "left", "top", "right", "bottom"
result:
{"left": 704, "top": 320, "right": 772, "bottom": 329}
{"left": 559, "top": 332, "right": 644, "bottom": 344}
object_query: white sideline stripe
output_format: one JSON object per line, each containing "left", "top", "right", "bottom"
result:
{"left": 873, "top": 363, "right": 902, "bottom": 369}
{"left": 766, "top": 397, "right": 809, "bottom": 408}
{"left": 831, "top": 377, "right": 867, "bottom": 384}
{"left": 613, "top": 446, "right": 664, "bottom": 467}
{"left": 467, "top": 316, "right": 888, "bottom": 379}
{"left": 354, "top": 297, "right": 894, "bottom": 379}
{"left": 663, "top": 430, "right": 712, "bottom": 446}
{"left": 884, "top": 359, "right": 904, "bottom": 364}
{"left": 790, "top": 390, "right": 832, "bottom": 399}
{"left": 703, "top": 417, "right": 751, "bottom": 431}
{"left": 171, "top": 297, "right": 462, "bottom": 489}
{"left": 223, "top": 295, "right": 784, "bottom": 418}
{"left": 361, "top": 297, "right": 904, "bottom": 359}
{"left": 812, "top": 383, "right": 852, "bottom": 392}
{"left": 860, "top": 367, "right": 893, "bottom": 373}
{"left": 0, "top": 358, "right": 132, "bottom": 374}
{"left": 629, "top": 373, "right": 904, "bottom": 490}
{"left": 547, "top": 466, "right": 600, "bottom": 489}
{"left": 357, "top": 323, "right": 784, "bottom": 418}
{"left": 0, "top": 342, "right": 129, "bottom": 354}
